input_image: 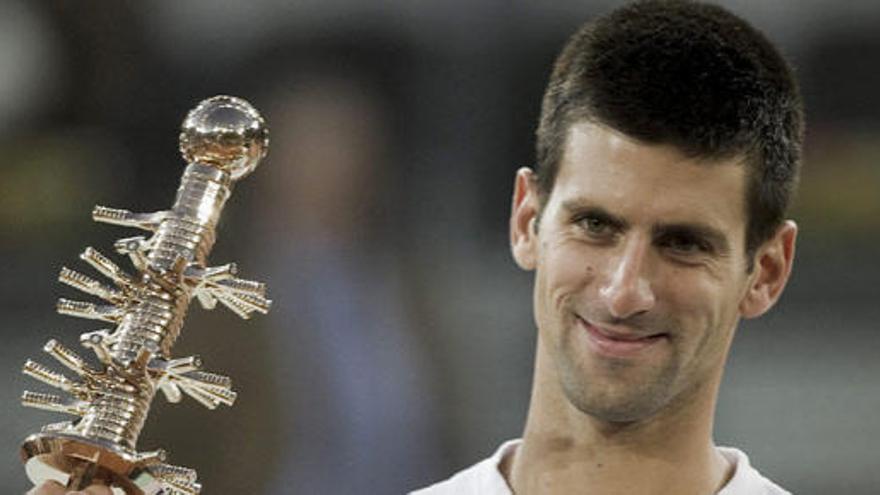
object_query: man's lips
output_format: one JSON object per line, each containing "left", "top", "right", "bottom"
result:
{"left": 576, "top": 316, "right": 668, "bottom": 357}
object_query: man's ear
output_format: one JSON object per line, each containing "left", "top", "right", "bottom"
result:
{"left": 740, "top": 220, "right": 798, "bottom": 319}
{"left": 510, "top": 167, "right": 540, "bottom": 271}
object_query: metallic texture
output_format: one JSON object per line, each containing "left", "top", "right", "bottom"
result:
{"left": 20, "top": 95, "right": 270, "bottom": 494}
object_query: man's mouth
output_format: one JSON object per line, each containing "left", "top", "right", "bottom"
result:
{"left": 576, "top": 315, "right": 668, "bottom": 358}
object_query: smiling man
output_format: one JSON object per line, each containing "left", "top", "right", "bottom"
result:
{"left": 411, "top": 1, "right": 803, "bottom": 494}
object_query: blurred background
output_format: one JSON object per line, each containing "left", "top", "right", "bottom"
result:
{"left": 0, "top": 1, "right": 877, "bottom": 493}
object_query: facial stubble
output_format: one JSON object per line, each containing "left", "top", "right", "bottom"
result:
{"left": 552, "top": 313, "right": 692, "bottom": 425}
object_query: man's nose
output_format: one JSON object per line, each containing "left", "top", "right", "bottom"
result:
{"left": 599, "top": 235, "right": 656, "bottom": 319}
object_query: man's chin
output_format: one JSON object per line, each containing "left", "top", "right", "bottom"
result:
{"left": 558, "top": 366, "right": 675, "bottom": 424}
{"left": 567, "top": 390, "right": 668, "bottom": 424}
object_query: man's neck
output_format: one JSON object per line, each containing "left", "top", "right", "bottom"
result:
{"left": 503, "top": 340, "right": 732, "bottom": 495}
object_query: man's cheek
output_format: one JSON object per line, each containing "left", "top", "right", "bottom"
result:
{"left": 547, "top": 244, "right": 593, "bottom": 286}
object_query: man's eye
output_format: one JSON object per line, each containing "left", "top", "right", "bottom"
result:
{"left": 578, "top": 216, "right": 613, "bottom": 236}
{"left": 662, "top": 235, "right": 710, "bottom": 255}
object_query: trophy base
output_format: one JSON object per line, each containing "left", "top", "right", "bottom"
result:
{"left": 21, "top": 432, "right": 164, "bottom": 495}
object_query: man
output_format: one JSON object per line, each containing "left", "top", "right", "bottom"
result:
{"left": 411, "top": 1, "right": 802, "bottom": 494}
{"left": 31, "top": 1, "right": 802, "bottom": 494}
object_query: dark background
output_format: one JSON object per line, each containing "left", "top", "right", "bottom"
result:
{"left": 1, "top": 1, "right": 878, "bottom": 493}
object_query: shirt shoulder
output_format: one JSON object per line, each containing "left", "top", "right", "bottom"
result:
{"left": 717, "top": 446, "right": 792, "bottom": 495}
{"left": 408, "top": 440, "right": 519, "bottom": 495}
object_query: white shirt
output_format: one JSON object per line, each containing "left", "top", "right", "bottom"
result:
{"left": 410, "top": 440, "right": 791, "bottom": 495}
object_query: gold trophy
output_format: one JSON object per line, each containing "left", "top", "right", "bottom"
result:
{"left": 19, "top": 96, "right": 270, "bottom": 494}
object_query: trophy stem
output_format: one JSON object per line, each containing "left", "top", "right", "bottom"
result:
{"left": 74, "top": 163, "right": 235, "bottom": 451}
{"left": 77, "top": 383, "right": 156, "bottom": 451}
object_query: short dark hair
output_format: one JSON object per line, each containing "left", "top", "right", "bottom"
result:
{"left": 535, "top": 0, "right": 804, "bottom": 261}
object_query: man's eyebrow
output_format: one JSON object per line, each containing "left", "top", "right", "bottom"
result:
{"left": 561, "top": 200, "right": 629, "bottom": 230}
{"left": 652, "top": 222, "right": 732, "bottom": 253}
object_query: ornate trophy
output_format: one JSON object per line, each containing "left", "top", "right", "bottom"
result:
{"left": 19, "top": 96, "right": 270, "bottom": 494}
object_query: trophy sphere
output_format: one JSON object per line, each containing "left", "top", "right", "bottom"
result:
{"left": 179, "top": 95, "right": 269, "bottom": 180}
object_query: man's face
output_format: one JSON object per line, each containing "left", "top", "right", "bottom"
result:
{"left": 516, "top": 123, "right": 758, "bottom": 423}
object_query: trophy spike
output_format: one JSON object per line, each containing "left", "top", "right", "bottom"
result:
{"left": 20, "top": 95, "right": 270, "bottom": 494}
{"left": 58, "top": 267, "right": 125, "bottom": 303}
{"left": 147, "top": 355, "right": 236, "bottom": 409}
{"left": 148, "top": 464, "right": 201, "bottom": 495}
{"left": 56, "top": 299, "right": 125, "bottom": 323}
{"left": 43, "top": 339, "right": 94, "bottom": 375}
{"left": 21, "top": 391, "right": 88, "bottom": 416}
{"left": 22, "top": 360, "right": 78, "bottom": 393}
{"left": 92, "top": 206, "right": 167, "bottom": 232}
{"left": 80, "top": 247, "right": 136, "bottom": 287}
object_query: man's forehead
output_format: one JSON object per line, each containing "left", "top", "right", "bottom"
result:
{"left": 551, "top": 123, "right": 749, "bottom": 230}
{"left": 558, "top": 122, "right": 748, "bottom": 173}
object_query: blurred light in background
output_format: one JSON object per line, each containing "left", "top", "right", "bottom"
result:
{"left": 0, "top": 2, "right": 60, "bottom": 134}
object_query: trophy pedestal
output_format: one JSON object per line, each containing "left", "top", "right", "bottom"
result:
{"left": 22, "top": 432, "right": 168, "bottom": 494}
